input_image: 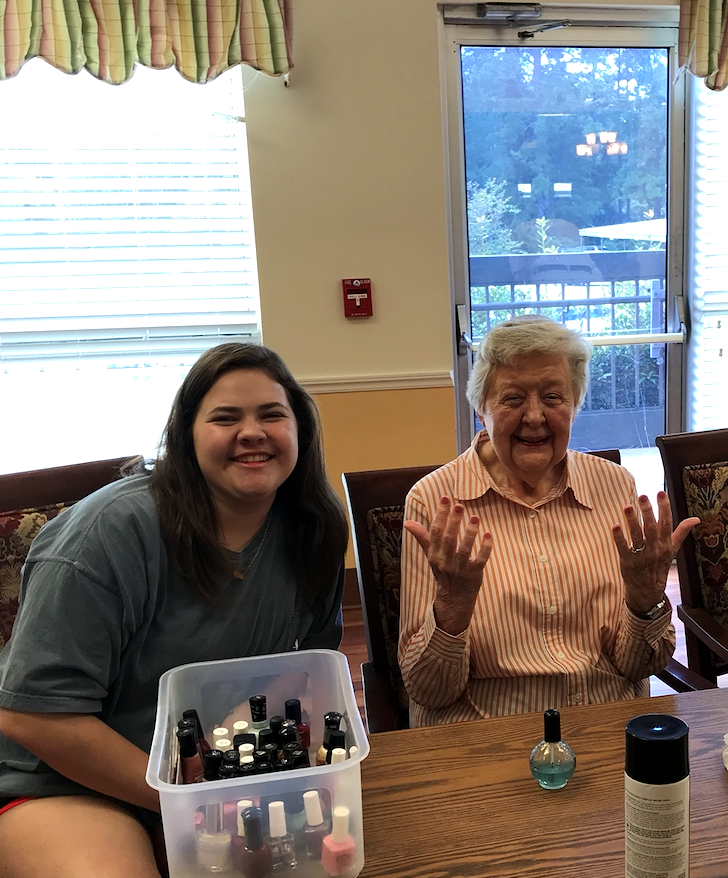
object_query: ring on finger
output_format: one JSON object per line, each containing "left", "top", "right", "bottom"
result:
{"left": 630, "top": 543, "right": 645, "bottom": 554}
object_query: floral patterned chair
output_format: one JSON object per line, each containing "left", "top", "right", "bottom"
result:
{"left": 657, "top": 430, "right": 728, "bottom": 683}
{"left": 0, "top": 457, "right": 133, "bottom": 653}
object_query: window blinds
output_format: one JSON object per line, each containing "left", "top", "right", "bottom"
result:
{"left": 687, "top": 81, "right": 728, "bottom": 430}
{"left": 0, "top": 61, "right": 259, "bottom": 366}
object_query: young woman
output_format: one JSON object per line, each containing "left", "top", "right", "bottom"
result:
{"left": 0, "top": 343, "right": 348, "bottom": 878}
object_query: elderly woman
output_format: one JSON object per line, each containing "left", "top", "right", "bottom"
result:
{"left": 398, "top": 316, "right": 698, "bottom": 727}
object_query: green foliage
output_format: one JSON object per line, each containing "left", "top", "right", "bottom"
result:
{"left": 466, "top": 180, "right": 524, "bottom": 255}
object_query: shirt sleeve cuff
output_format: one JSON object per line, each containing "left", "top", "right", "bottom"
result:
{"left": 623, "top": 595, "right": 673, "bottom": 639}
{"left": 424, "top": 604, "right": 469, "bottom": 660}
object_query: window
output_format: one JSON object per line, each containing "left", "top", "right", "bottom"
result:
{"left": 443, "top": 7, "right": 683, "bottom": 498}
{"left": 0, "top": 61, "right": 259, "bottom": 474}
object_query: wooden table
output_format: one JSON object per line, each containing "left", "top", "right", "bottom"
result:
{"left": 360, "top": 689, "right": 728, "bottom": 877}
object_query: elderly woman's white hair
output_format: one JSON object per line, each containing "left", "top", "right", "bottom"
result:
{"left": 466, "top": 315, "right": 593, "bottom": 414}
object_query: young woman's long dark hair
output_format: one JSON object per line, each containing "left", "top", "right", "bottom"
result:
{"left": 149, "top": 343, "right": 348, "bottom": 609}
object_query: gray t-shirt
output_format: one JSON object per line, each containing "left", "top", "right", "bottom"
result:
{"left": 0, "top": 474, "right": 344, "bottom": 799}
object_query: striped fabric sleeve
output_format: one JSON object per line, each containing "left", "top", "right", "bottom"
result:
{"left": 398, "top": 488, "right": 472, "bottom": 709}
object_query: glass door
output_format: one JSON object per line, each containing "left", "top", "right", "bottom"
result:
{"left": 444, "top": 13, "right": 684, "bottom": 498}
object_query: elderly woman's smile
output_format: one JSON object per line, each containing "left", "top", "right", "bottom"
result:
{"left": 477, "top": 352, "right": 576, "bottom": 497}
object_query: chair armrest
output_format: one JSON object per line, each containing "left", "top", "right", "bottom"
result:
{"left": 677, "top": 605, "right": 728, "bottom": 664}
{"left": 655, "top": 657, "right": 717, "bottom": 693}
{"left": 361, "top": 662, "right": 398, "bottom": 734}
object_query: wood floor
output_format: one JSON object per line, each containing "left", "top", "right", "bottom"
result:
{"left": 338, "top": 563, "right": 717, "bottom": 724}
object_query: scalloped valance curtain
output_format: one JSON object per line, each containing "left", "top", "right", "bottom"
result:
{"left": 0, "top": 0, "right": 292, "bottom": 85}
{"left": 679, "top": 0, "right": 728, "bottom": 91}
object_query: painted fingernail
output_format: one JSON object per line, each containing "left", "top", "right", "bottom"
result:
{"left": 470, "top": 516, "right": 479, "bottom": 525}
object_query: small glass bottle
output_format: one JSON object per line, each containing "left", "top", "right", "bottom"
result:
{"left": 302, "top": 790, "right": 329, "bottom": 859}
{"left": 285, "top": 698, "right": 311, "bottom": 749}
{"left": 249, "top": 695, "right": 268, "bottom": 733}
{"left": 239, "top": 806, "right": 273, "bottom": 878}
{"left": 315, "top": 712, "right": 343, "bottom": 766}
{"left": 529, "top": 708, "right": 576, "bottom": 790}
{"left": 266, "top": 800, "right": 297, "bottom": 871}
{"left": 197, "top": 802, "right": 233, "bottom": 873}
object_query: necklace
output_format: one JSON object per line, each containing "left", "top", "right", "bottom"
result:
{"left": 233, "top": 513, "right": 272, "bottom": 581}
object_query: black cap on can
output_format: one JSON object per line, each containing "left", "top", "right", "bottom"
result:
{"left": 625, "top": 714, "right": 689, "bottom": 785}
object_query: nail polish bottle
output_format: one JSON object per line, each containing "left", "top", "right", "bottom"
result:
{"left": 269, "top": 715, "right": 284, "bottom": 741}
{"left": 231, "top": 799, "right": 255, "bottom": 871}
{"left": 176, "top": 727, "right": 204, "bottom": 783}
{"left": 213, "top": 727, "right": 231, "bottom": 749}
{"left": 239, "top": 806, "right": 273, "bottom": 878}
{"left": 183, "top": 708, "right": 212, "bottom": 754}
{"left": 265, "top": 800, "right": 297, "bottom": 871}
{"left": 321, "top": 806, "right": 356, "bottom": 876}
{"left": 204, "top": 749, "right": 225, "bottom": 781}
{"left": 302, "top": 790, "right": 329, "bottom": 860}
{"left": 315, "top": 712, "right": 343, "bottom": 766}
{"left": 258, "top": 728, "right": 277, "bottom": 750}
{"left": 325, "top": 730, "right": 347, "bottom": 764}
{"left": 529, "top": 708, "right": 576, "bottom": 790}
{"left": 285, "top": 699, "right": 311, "bottom": 749}
{"left": 249, "top": 695, "right": 268, "bottom": 734}
{"left": 625, "top": 714, "right": 690, "bottom": 878}
{"left": 278, "top": 720, "right": 299, "bottom": 751}
{"left": 197, "top": 802, "right": 233, "bottom": 873}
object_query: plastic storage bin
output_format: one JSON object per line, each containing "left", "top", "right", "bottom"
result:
{"left": 147, "top": 649, "right": 369, "bottom": 878}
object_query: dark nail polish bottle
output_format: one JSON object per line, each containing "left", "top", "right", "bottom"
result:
{"left": 302, "top": 790, "right": 329, "bottom": 859}
{"left": 176, "top": 727, "right": 205, "bottom": 783}
{"left": 315, "top": 712, "right": 343, "bottom": 766}
{"left": 203, "top": 748, "right": 224, "bottom": 781}
{"left": 240, "top": 806, "right": 273, "bottom": 878}
{"left": 285, "top": 698, "right": 311, "bottom": 749}
{"left": 249, "top": 695, "right": 268, "bottom": 732}
{"left": 183, "top": 708, "right": 212, "bottom": 754}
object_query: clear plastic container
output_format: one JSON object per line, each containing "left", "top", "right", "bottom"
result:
{"left": 146, "top": 649, "right": 369, "bottom": 878}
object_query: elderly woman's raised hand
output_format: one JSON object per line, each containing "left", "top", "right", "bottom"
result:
{"left": 612, "top": 491, "right": 699, "bottom": 618}
{"left": 404, "top": 496, "right": 493, "bottom": 636}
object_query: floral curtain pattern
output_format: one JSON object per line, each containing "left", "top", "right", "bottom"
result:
{"left": 0, "top": 0, "right": 292, "bottom": 85}
{"left": 679, "top": 0, "right": 728, "bottom": 91}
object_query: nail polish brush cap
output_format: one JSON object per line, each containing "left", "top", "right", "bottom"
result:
{"left": 249, "top": 695, "right": 267, "bottom": 722}
{"left": 238, "top": 742, "right": 255, "bottom": 759}
{"left": 268, "top": 800, "right": 288, "bottom": 838}
{"left": 330, "top": 747, "right": 347, "bottom": 764}
{"left": 183, "top": 709, "right": 205, "bottom": 741}
{"left": 303, "top": 790, "right": 324, "bottom": 827}
{"left": 543, "top": 708, "right": 562, "bottom": 743}
{"left": 176, "top": 727, "right": 198, "bottom": 757}
{"left": 257, "top": 727, "right": 275, "bottom": 748}
{"left": 212, "top": 727, "right": 229, "bottom": 745}
{"left": 269, "top": 715, "right": 284, "bottom": 738}
{"left": 214, "top": 738, "right": 232, "bottom": 752}
{"left": 331, "top": 806, "right": 350, "bottom": 843}
{"left": 236, "top": 800, "right": 254, "bottom": 836}
{"left": 232, "top": 720, "right": 249, "bottom": 735}
{"left": 285, "top": 698, "right": 302, "bottom": 724}
{"left": 203, "top": 749, "right": 224, "bottom": 780}
{"left": 625, "top": 714, "right": 689, "bottom": 784}
{"left": 326, "top": 729, "right": 347, "bottom": 761}
{"left": 242, "top": 807, "right": 264, "bottom": 850}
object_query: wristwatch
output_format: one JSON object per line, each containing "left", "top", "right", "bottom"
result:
{"left": 635, "top": 596, "right": 667, "bottom": 621}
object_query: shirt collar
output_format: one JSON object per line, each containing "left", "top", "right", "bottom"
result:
{"left": 454, "top": 432, "right": 594, "bottom": 510}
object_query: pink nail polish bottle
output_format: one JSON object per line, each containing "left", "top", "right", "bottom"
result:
{"left": 321, "top": 806, "right": 356, "bottom": 876}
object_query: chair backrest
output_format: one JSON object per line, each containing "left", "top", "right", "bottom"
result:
{"left": 342, "top": 465, "right": 441, "bottom": 729}
{"left": 656, "top": 429, "right": 728, "bottom": 675}
{"left": 342, "top": 449, "right": 621, "bottom": 730}
{"left": 0, "top": 456, "right": 134, "bottom": 652}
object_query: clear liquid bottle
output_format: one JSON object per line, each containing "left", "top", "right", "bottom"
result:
{"left": 529, "top": 708, "right": 576, "bottom": 790}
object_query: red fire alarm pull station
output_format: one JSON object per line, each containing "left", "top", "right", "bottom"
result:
{"left": 342, "top": 278, "right": 373, "bottom": 318}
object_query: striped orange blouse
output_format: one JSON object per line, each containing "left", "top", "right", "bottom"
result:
{"left": 398, "top": 433, "right": 675, "bottom": 727}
